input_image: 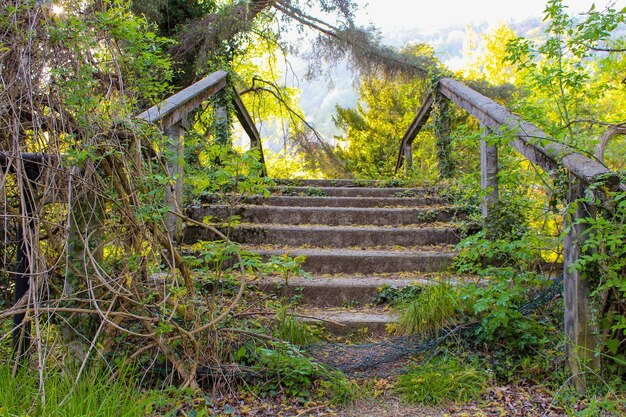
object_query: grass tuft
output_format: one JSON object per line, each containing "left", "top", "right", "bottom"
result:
{"left": 395, "top": 358, "right": 489, "bottom": 405}
{"left": 395, "top": 282, "right": 463, "bottom": 337}
{"left": 275, "top": 312, "right": 322, "bottom": 346}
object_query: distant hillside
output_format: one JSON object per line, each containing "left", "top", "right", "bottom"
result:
{"left": 291, "top": 17, "right": 544, "bottom": 145}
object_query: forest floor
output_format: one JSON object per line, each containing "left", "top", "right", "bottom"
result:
{"left": 200, "top": 379, "right": 610, "bottom": 417}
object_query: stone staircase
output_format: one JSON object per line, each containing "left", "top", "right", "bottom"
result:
{"left": 185, "top": 179, "right": 463, "bottom": 336}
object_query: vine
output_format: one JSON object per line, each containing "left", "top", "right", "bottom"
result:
{"left": 432, "top": 88, "right": 455, "bottom": 179}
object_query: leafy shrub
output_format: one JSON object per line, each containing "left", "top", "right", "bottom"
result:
{"left": 233, "top": 342, "right": 355, "bottom": 403}
{"left": 454, "top": 230, "right": 545, "bottom": 274}
{"left": 459, "top": 268, "right": 553, "bottom": 352}
{"left": 395, "top": 357, "right": 489, "bottom": 405}
{"left": 185, "top": 142, "right": 270, "bottom": 204}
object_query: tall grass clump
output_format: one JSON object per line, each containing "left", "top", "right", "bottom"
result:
{"left": 395, "top": 282, "right": 463, "bottom": 337}
{"left": 0, "top": 364, "right": 150, "bottom": 416}
{"left": 275, "top": 312, "right": 322, "bottom": 346}
{"left": 395, "top": 357, "right": 489, "bottom": 405}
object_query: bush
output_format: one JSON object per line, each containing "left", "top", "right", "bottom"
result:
{"left": 459, "top": 269, "right": 554, "bottom": 353}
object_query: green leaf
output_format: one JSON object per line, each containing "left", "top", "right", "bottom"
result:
{"left": 606, "top": 338, "right": 620, "bottom": 355}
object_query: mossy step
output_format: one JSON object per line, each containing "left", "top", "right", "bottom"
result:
{"left": 272, "top": 178, "right": 398, "bottom": 188}
{"left": 186, "top": 224, "right": 460, "bottom": 248}
{"left": 271, "top": 186, "right": 435, "bottom": 198}
{"left": 199, "top": 195, "right": 446, "bottom": 208}
{"left": 246, "top": 247, "right": 456, "bottom": 274}
{"left": 257, "top": 274, "right": 467, "bottom": 307}
{"left": 295, "top": 306, "right": 397, "bottom": 336}
{"left": 188, "top": 204, "right": 461, "bottom": 226}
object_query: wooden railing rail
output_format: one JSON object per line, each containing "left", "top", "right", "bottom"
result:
{"left": 395, "top": 93, "right": 433, "bottom": 174}
{"left": 137, "top": 70, "right": 267, "bottom": 239}
{"left": 437, "top": 78, "right": 619, "bottom": 187}
{"left": 397, "top": 77, "right": 624, "bottom": 391}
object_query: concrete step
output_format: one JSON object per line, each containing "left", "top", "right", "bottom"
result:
{"left": 297, "top": 307, "right": 396, "bottom": 336}
{"left": 247, "top": 246, "right": 456, "bottom": 274}
{"left": 272, "top": 186, "right": 433, "bottom": 198}
{"left": 273, "top": 178, "right": 416, "bottom": 188}
{"left": 257, "top": 274, "right": 458, "bottom": 307}
{"left": 190, "top": 224, "right": 460, "bottom": 248}
{"left": 188, "top": 205, "right": 460, "bottom": 226}
{"left": 199, "top": 195, "right": 447, "bottom": 208}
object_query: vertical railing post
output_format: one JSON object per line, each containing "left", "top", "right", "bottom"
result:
{"left": 563, "top": 179, "right": 600, "bottom": 393}
{"left": 434, "top": 96, "right": 454, "bottom": 179}
{"left": 403, "top": 142, "right": 413, "bottom": 175}
{"left": 480, "top": 128, "right": 498, "bottom": 232}
{"left": 215, "top": 88, "right": 231, "bottom": 146}
{"left": 165, "top": 122, "right": 184, "bottom": 242}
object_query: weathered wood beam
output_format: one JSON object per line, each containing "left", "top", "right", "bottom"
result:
{"left": 403, "top": 142, "right": 413, "bottom": 175}
{"left": 564, "top": 180, "right": 600, "bottom": 393}
{"left": 395, "top": 93, "right": 434, "bottom": 174}
{"left": 232, "top": 89, "right": 267, "bottom": 176}
{"left": 437, "top": 78, "right": 619, "bottom": 189}
{"left": 480, "top": 128, "right": 498, "bottom": 228}
{"left": 164, "top": 122, "right": 185, "bottom": 241}
{"left": 137, "top": 70, "right": 228, "bottom": 131}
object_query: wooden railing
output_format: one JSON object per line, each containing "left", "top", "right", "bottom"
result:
{"left": 396, "top": 77, "right": 623, "bottom": 390}
{"left": 137, "top": 70, "right": 267, "bottom": 240}
{"left": 2, "top": 70, "right": 266, "bottom": 356}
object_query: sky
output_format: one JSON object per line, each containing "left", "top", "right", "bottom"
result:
{"left": 355, "top": 0, "right": 626, "bottom": 32}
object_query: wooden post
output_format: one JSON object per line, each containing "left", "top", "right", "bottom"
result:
{"left": 214, "top": 88, "right": 231, "bottom": 146}
{"left": 480, "top": 128, "right": 498, "bottom": 229}
{"left": 165, "top": 122, "right": 184, "bottom": 242}
{"left": 563, "top": 179, "right": 600, "bottom": 393}
{"left": 434, "top": 97, "right": 453, "bottom": 179}
{"left": 403, "top": 142, "right": 413, "bottom": 175}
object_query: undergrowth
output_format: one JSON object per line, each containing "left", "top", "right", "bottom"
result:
{"left": 395, "top": 357, "right": 489, "bottom": 405}
{"left": 232, "top": 341, "right": 355, "bottom": 403}
{"left": 0, "top": 364, "right": 151, "bottom": 417}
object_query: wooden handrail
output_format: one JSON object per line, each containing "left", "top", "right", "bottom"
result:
{"left": 437, "top": 78, "right": 620, "bottom": 188}
{"left": 395, "top": 93, "right": 433, "bottom": 174}
{"left": 397, "top": 78, "right": 621, "bottom": 189}
{"left": 232, "top": 89, "right": 267, "bottom": 176}
{"left": 135, "top": 70, "right": 268, "bottom": 240}
{"left": 137, "top": 70, "right": 228, "bottom": 130}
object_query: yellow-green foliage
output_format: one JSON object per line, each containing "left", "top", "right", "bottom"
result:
{"left": 0, "top": 365, "right": 150, "bottom": 416}
{"left": 265, "top": 149, "right": 324, "bottom": 179}
{"left": 334, "top": 44, "right": 440, "bottom": 179}
{"left": 275, "top": 313, "right": 322, "bottom": 346}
